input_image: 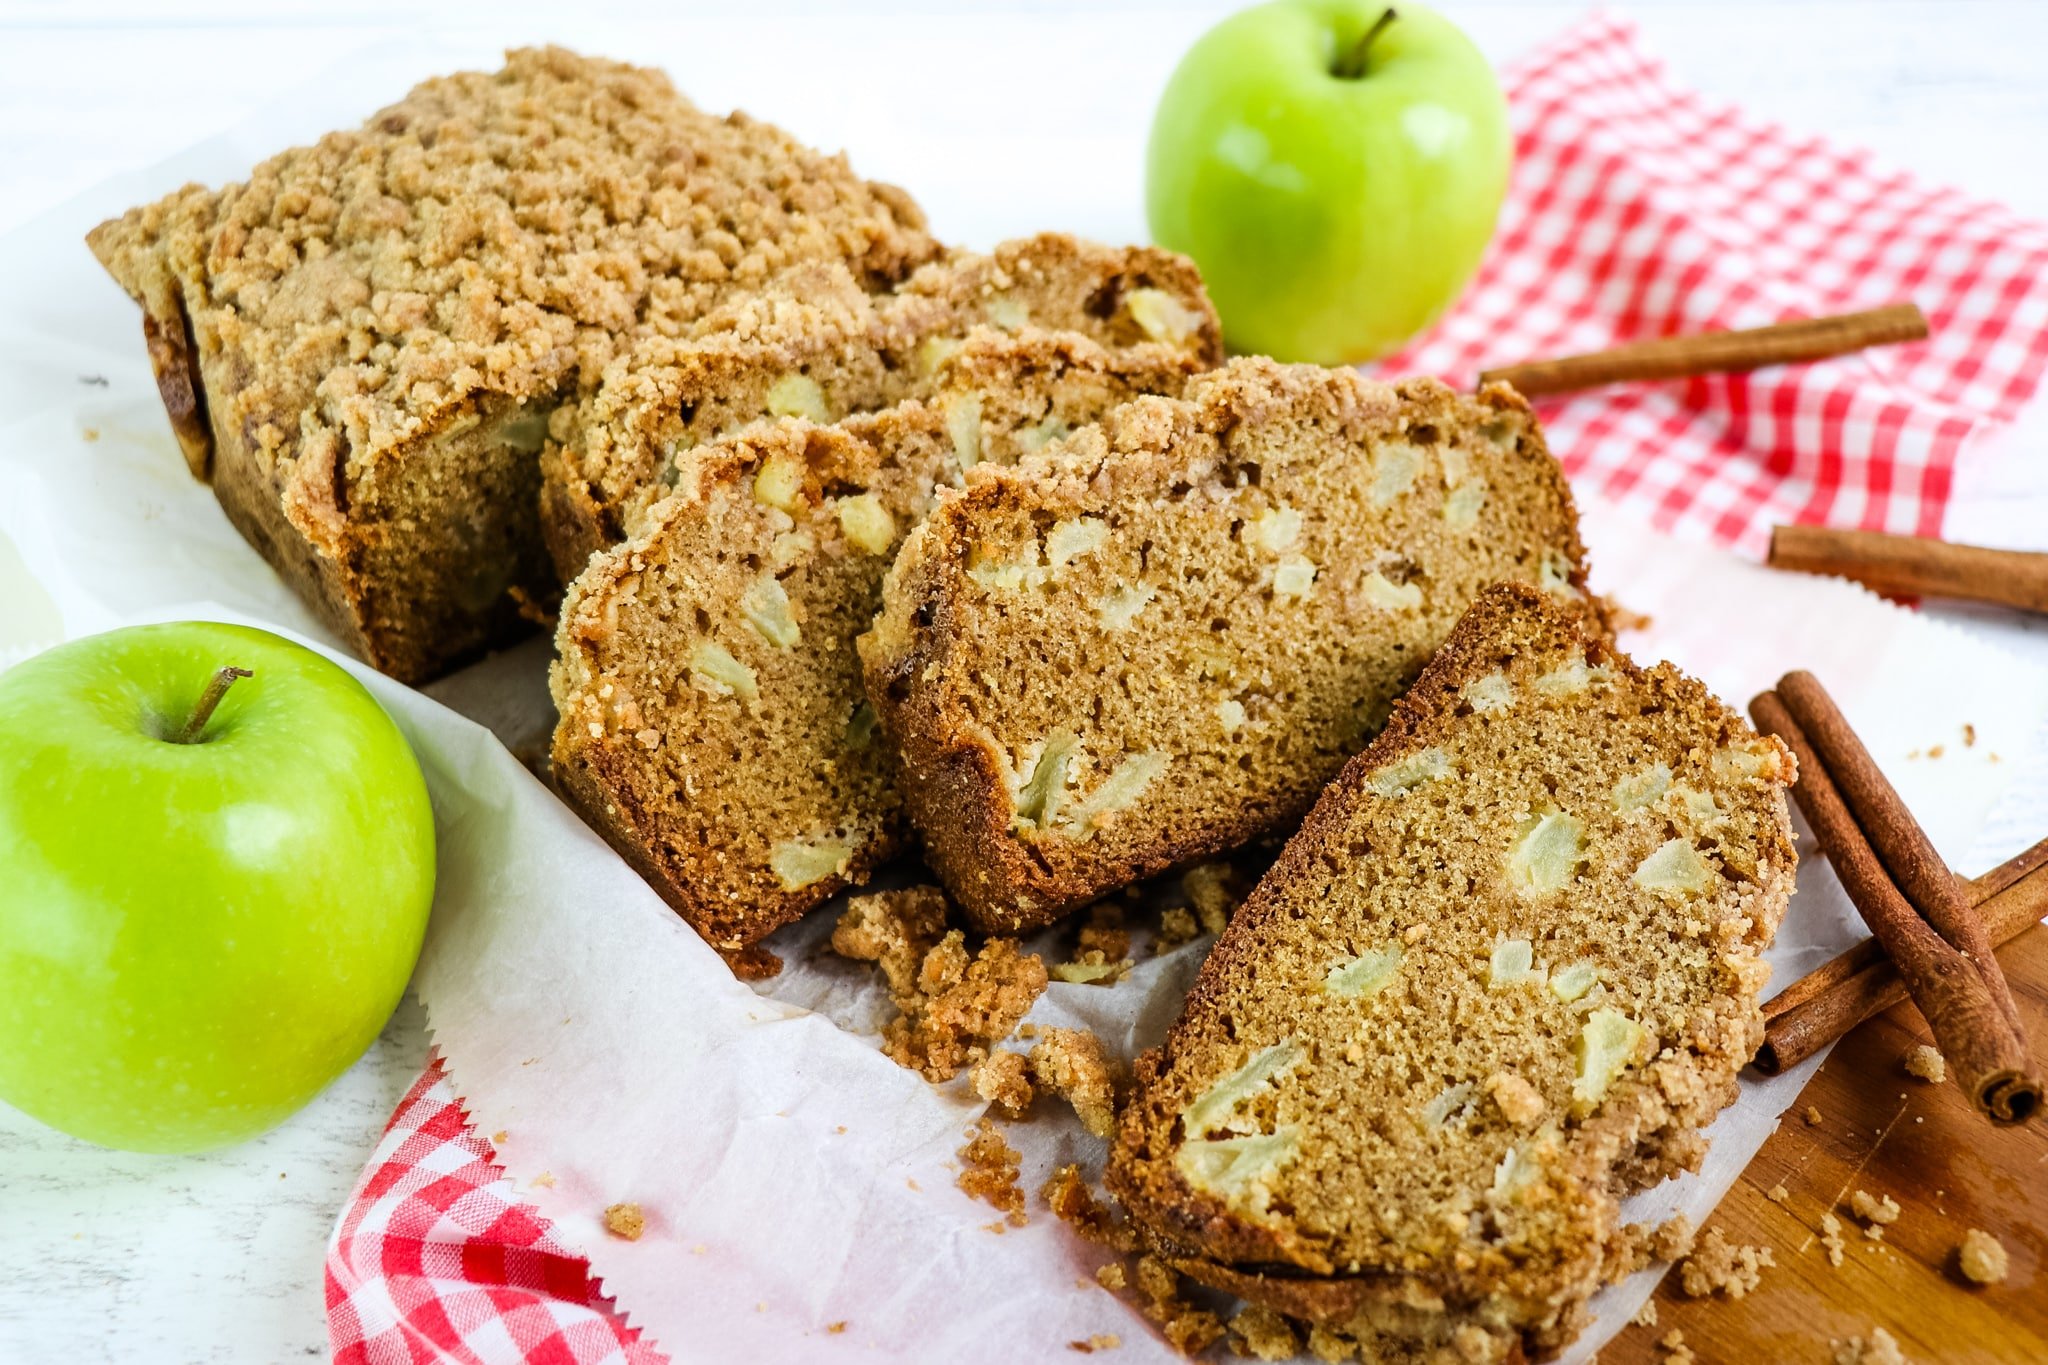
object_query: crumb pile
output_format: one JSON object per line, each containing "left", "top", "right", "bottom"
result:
{"left": 864, "top": 359, "right": 1597, "bottom": 931}
{"left": 1105, "top": 584, "right": 1796, "bottom": 1362}
{"left": 826, "top": 888, "right": 1047, "bottom": 1080}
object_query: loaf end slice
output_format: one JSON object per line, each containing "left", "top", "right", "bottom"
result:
{"left": 859, "top": 357, "right": 1599, "bottom": 932}
{"left": 1106, "top": 582, "right": 1796, "bottom": 1361}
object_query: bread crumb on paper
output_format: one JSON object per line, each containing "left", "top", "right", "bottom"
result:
{"left": 1077, "top": 902, "right": 1131, "bottom": 961}
{"left": 1045, "top": 1164, "right": 1138, "bottom": 1252}
{"left": 1957, "top": 1227, "right": 2009, "bottom": 1284}
{"left": 957, "top": 1117, "right": 1027, "bottom": 1226}
{"left": 1227, "top": 1303, "right": 1299, "bottom": 1360}
{"left": 1180, "top": 862, "right": 1244, "bottom": 935}
{"left": 1068, "top": 1335, "right": 1121, "bottom": 1354}
{"left": 973, "top": 1050, "right": 1036, "bottom": 1117}
{"left": 602, "top": 1202, "right": 645, "bottom": 1241}
{"left": 825, "top": 1321, "right": 848, "bottom": 1335}
{"left": 1963, "top": 723, "right": 1977, "bottom": 747}
{"left": 1678, "top": 1225, "right": 1773, "bottom": 1299}
{"left": 1154, "top": 905, "right": 1202, "bottom": 954}
{"left": 1132, "top": 1255, "right": 1224, "bottom": 1356}
{"left": 835, "top": 889, "right": 1048, "bottom": 1080}
{"left": 1631, "top": 1298, "right": 1658, "bottom": 1328}
{"left": 1031, "top": 1028, "right": 1119, "bottom": 1137}
{"left": 1903, "top": 1044, "right": 1946, "bottom": 1083}
{"left": 1054, "top": 949, "right": 1132, "bottom": 986}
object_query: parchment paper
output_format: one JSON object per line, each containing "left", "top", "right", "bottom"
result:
{"left": 4, "top": 38, "right": 2047, "bottom": 1365}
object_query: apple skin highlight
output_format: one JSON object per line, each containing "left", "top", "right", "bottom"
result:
{"left": 1146, "top": 0, "right": 1512, "bottom": 364}
{"left": 0, "top": 622, "right": 435, "bottom": 1153}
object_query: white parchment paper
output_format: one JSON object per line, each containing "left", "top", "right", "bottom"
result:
{"left": 3, "top": 36, "right": 2046, "bottom": 1365}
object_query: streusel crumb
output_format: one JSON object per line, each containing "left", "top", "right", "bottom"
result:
{"left": 1031, "top": 1028, "right": 1119, "bottom": 1138}
{"left": 973, "top": 1050, "right": 1036, "bottom": 1117}
{"left": 602, "top": 1202, "right": 645, "bottom": 1241}
{"left": 1227, "top": 1304, "right": 1300, "bottom": 1360}
{"left": 957, "top": 1117, "right": 1026, "bottom": 1226}
{"left": 1678, "top": 1225, "right": 1774, "bottom": 1299}
{"left": 1957, "top": 1227, "right": 2009, "bottom": 1285}
{"left": 1657, "top": 1329, "right": 1696, "bottom": 1364}
{"left": 1903, "top": 1044, "right": 1946, "bottom": 1084}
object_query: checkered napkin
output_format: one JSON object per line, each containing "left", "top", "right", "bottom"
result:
{"left": 324, "top": 15, "right": 2048, "bottom": 1364}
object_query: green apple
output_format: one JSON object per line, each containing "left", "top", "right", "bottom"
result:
{"left": 1147, "top": 0, "right": 1512, "bottom": 363}
{"left": 0, "top": 622, "right": 434, "bottom": 1153}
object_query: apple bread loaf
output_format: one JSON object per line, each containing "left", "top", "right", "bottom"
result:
{"left": 87, "top": 47, "right": 940, "bottom": 684}
{"left": 1106, "top": 583, "right": 1797, "bottom": 1363}
{"left": 539, "top": 234, "right": 1220, "bottom": 581}
{"left": 550, "top": 329, "right": 1203, "bottom": 952}
{"left": 858, "top": 357, "right": 1597, "bottom": 933}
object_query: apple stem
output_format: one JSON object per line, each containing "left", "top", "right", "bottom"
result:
{"left": 176, "top": 666, "right": 253, "bottom": 744}
{"left": 1334, "top": 7, "right": 1399, "bottom": 79}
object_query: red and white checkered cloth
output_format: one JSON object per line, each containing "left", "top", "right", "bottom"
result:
{"left": 324, "top": 15, "right": 2048, "bottom": 1364}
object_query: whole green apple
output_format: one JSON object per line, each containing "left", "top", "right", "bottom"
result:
{"left": 1147, "top": 0, "right": 1512, "bottom": 363}
{"left": 0, "top": 622, "right": 434, "bottom": 1153}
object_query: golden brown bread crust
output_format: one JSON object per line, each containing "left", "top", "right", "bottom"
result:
{"left": 861, "top": 363, "right": 1600, "bottom": 934}
{"left": 1104, "top": 583, "right": 1796, "bottom": 1362}
{"left": 88, "top": 46, "right": 939, "bottom": 683}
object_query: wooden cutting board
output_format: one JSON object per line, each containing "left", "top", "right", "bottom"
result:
{"left": 1605, "top": 925, "right": 2048, "bottom": 1363}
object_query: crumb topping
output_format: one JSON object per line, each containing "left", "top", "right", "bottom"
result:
{"left": 957, "top": 1117, "right": 1026, "bottom": 1226}
{"left": 1957, "top": 1227, "right": 2009, "bottom": 1285}
{"left": 1677, "top": 1224, "right": 1774, "bottom": 1299}
{"left": 1903, "top": 1044, "right": 1946, "bottom": 1084}
{"left": 602, "top": 1202, "right": 646, "bottom": 1241}
{"left": 1833, "top": 1327, "right": 1909, "bottom": 1365}
{"left": 1031, "top": 1028, "right": 1120, "bottom": 1138}
{"left": 90, "top": 46, "right": 934, "bottom": 482}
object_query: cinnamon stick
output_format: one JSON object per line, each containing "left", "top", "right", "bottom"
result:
{"left": 1479, "top": 303, "right": 1928, "bottom": 399}
{"left": 1758, "top": 843, "right": 2048, "bottom": 1075}
{"left": 1750, "top": 684, "right": 2042, "bottom": 1123}
{"left": 1769, "top": 525, "right": 2048, "bottom": 615}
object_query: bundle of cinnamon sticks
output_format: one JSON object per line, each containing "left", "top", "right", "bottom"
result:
{"left": 1750, "top": 671, "right": 2044, "bottom": 1125}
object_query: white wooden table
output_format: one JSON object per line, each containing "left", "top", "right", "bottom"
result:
{"left": 1, "top": 3, "right": 2043, "bottom": 1361}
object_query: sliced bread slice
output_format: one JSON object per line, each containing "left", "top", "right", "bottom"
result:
{"left": 538, "top": 234, "right": 1220, "bottom": 581}
{"left": 858, "top": 357, "right": 1597, "bottom": 933}
{"left": 549, "top": 329, "right": 1202, "bottom": 953}
{"left": 1105, "top": 582, "right": 1796, "bottom": 1362}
